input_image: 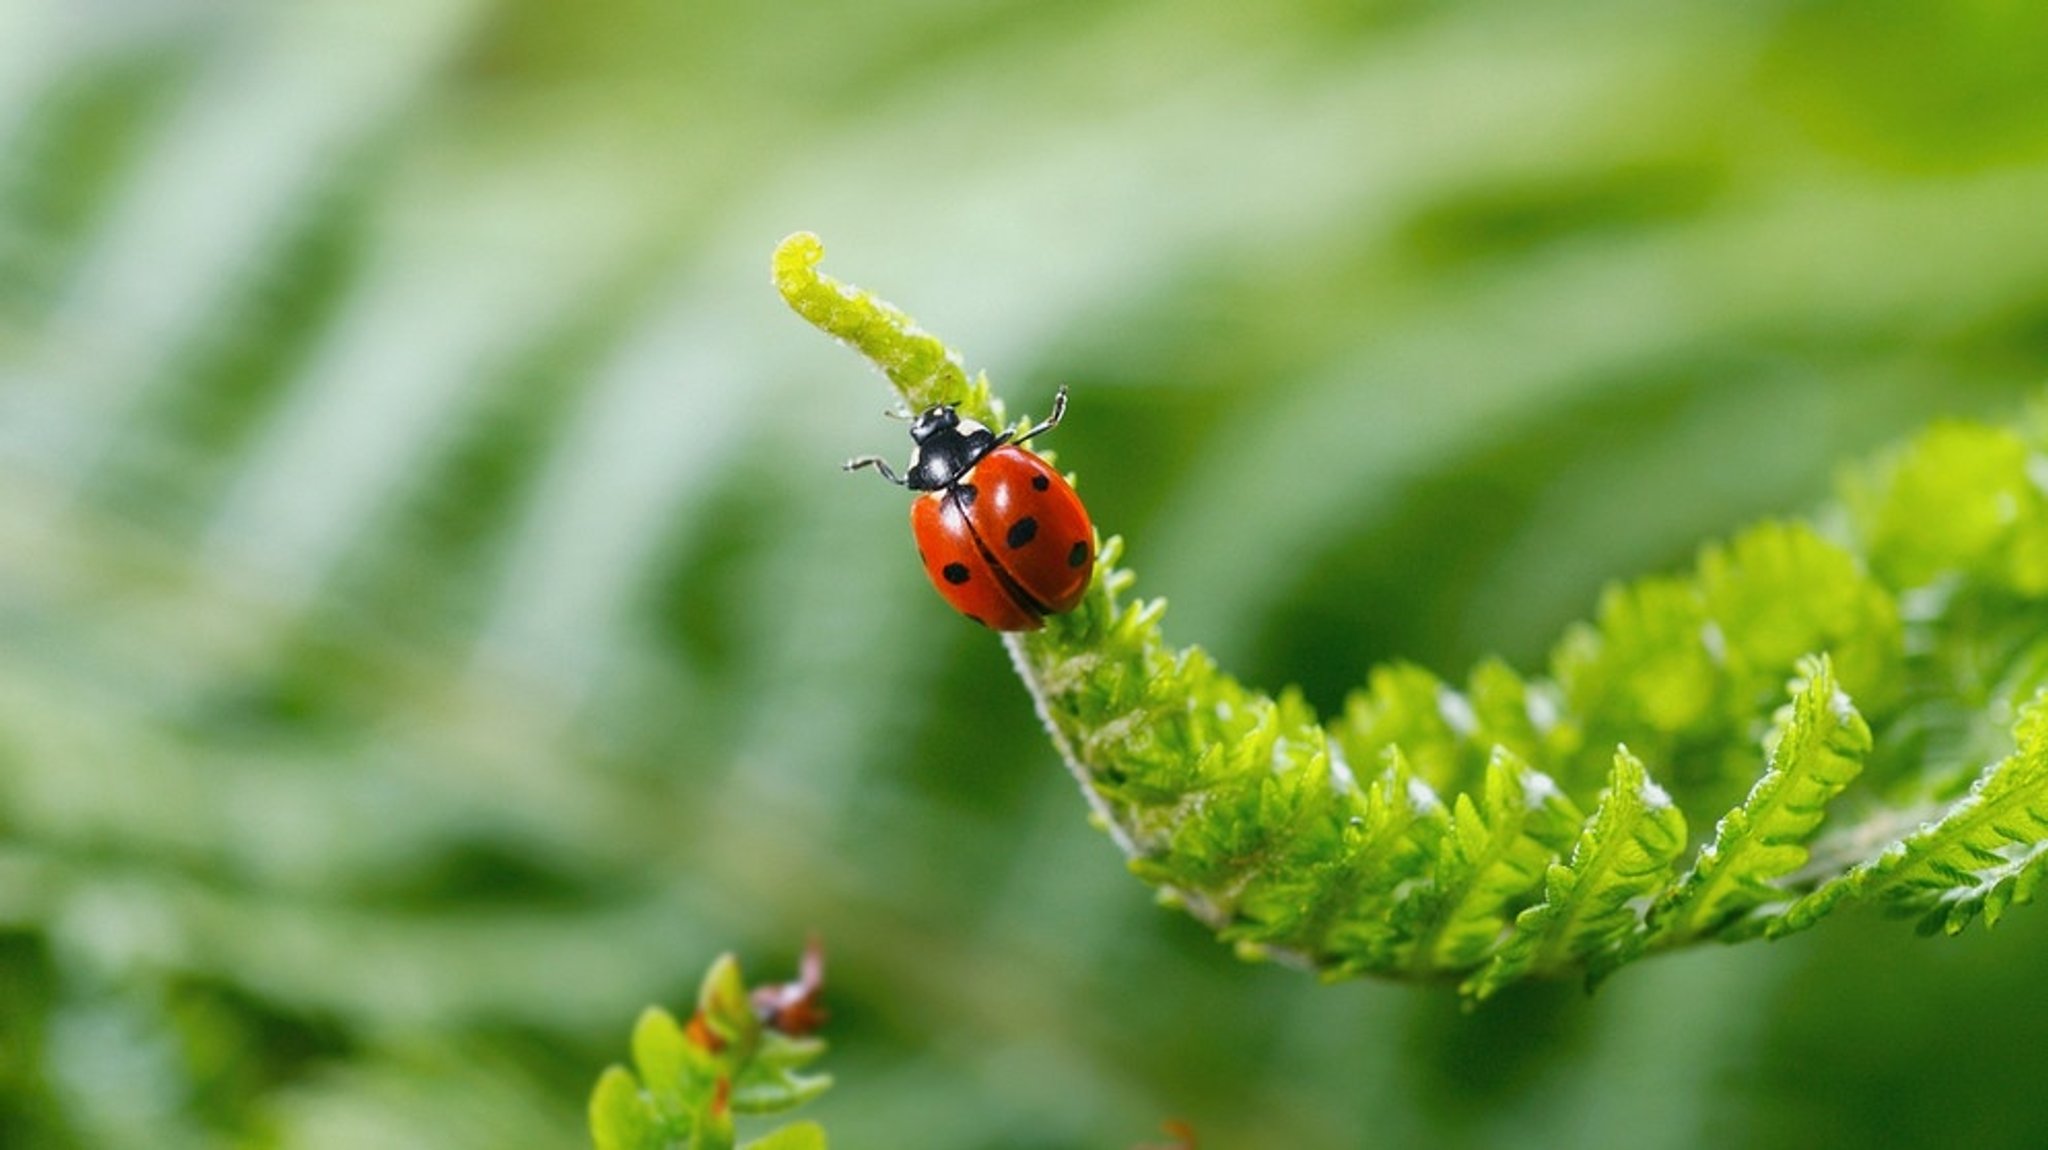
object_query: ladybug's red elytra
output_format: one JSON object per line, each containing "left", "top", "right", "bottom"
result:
{"left": 846, "top": 386, "right": 1094, "bottom": 630}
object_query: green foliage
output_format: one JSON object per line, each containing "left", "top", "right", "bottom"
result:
{"left": 780, "top": 231, "right": 2048, "bottom": 1000}
{"left": 588, "top": 952, "right": 831, "bottom": 1150}
{"left": 1846, "top": 421, "right": 2048, "bottom": 595}
{"left": 1412, "top": 748, "right": 1582, "bottom": 974}
{"left": 11, "top": 4, "right": 2048, "bottom": 1145}
{"left": 1650, "top": 656, "right": 1870, "bottom": 944}
{"left": 1465, "top": 747, "right": 1686, "bottom": 1000}
{"left": 1772, "top": 693, "right": 2048, "bottom": 939}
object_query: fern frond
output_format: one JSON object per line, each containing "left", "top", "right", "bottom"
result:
{"left": 777, "top": 231, "right": 2048, "bottom": 998}
{"left": 1650, "top": 656, "right": 1871, "bottom": 943}
{"left": 1218, "top": 748, "right": 1447, "bottom": 972}
{"left": 1463, "top": 747, "right": 1686, "bottom": 1001}
{"left": 1408, "top": 748, "right": 1582, "bottom": 974}
{"left": 1846, "top": 420, "right": 2048, "bottom": 595}
{"left": 1696, "top": 526, "right": 1903, "bottom": 717}
{"left": 1771, "top": 692, "right": 2048, "bottom": 938}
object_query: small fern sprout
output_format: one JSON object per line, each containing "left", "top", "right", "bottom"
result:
{"left": 590, "top": 943, "right": 834, "bottom": 1150}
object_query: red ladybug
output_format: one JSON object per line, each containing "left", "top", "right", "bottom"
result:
{"left": 847, "top": 386, "right": 1094, "bottom": 630}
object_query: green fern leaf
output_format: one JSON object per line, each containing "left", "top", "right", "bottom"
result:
{"left": 1650, "top": 655, "right": 1871, "bottom": 943}
{"left": 1772, "top": 691, "right": 2048, "bottom": 938}
{"left": 1463, "top": 747, "right": 1686, "bottom": 1001}
{"left": 730, "top": 1044, "right": 832, "bottom": 1116}
{"left": 1846, "top": 421, "right": 2048, "bottom": 595}
{"left": 1340, "top": 663, "right": 1473, "bottom": 795}
{"left": 590, "top": 1067, "right": 659, "bottom": 1150}
{"left": 1339, "top": 658, "right": 1580, "bottom": 803}
{"left": 778, "top": 231, "right": 2048, "bottom": 1000}
{"left": 1557, "top": 577, "right": 1722, "bottom": 750}
{"left": 1463, "top": 658, "right": 1577, "bottom": 785}
{"left": 1695, "top": 524, "right": 1903, "bottom": 716}
{"left": 1299, "top": 750, "right": 1448, "bottom": 975}
{"left": 1407, "top": 747, "right": 1583, "bottom": 972}
{"left": 731, "top": 1031, "right": 831, "bottom": 1116}
{"left": 630, "top": 1007, "right": 703, "bottom": 1119}
{"left": 1192, "top": 744, "right": 1443, "bottom": 970}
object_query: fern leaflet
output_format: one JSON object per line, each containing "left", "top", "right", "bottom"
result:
{"left": 1463, "top": 747, "right": 1686, "bottom": 1000}
{"left": 1650, "top": 655, "right": 1871, "bottom": 943}
{"left": 1772, "top": 692, "right": 2048, "bottom": 938}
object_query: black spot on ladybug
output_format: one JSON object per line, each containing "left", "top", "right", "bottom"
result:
{"left": 955, "top": 483, "right": 977, "bottom": 508}
{"left": 943, "top": 562, "right": 971, "bottom": 585}
{"left": 1006, "top": 516, "right": 1038, "bottom": 549}
{"left": 1068, "top": 541, "right": 1089, "bottom": 568}
{"left": 1031, "top": 474, "right": 1050, "bottom": 492}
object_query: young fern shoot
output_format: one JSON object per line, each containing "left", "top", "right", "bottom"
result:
{"left": 777, "top": 230, "right": 2048, "bottom": 1001}
{"left": 589, "top": 944, "right": 831, "bottom": 1150}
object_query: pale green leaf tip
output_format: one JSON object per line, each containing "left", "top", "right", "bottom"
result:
{"left": 629, "top": 1005, "right": 688, "bottom": 1094}
{"left": 589, "top": 1066, "right": 653, "bottom": 1150}
{"left": 701, "top": 953, "right": 752, "bottom": 1032}
{"left": 770, "top": 229, "right": 977, "bottom": 415}
{"left": 772, "top": 231, "right": 825, "bottom": 289}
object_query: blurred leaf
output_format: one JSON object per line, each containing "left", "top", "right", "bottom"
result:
{"left": 742, "top": 1121, "right": 825, "bottom": 1150}
{"left": 589, "top": 1067, "right": 655, "bottom": 1150}
{"left": 6, "top": 1, "right": 2048, "bottom": 1146}
{"left": 593, "top": 950, "right": 832, "bottom": 1150}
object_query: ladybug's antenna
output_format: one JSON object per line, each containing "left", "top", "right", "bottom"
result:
{"left": 844, "top": 454, "right": 907, "bottom": 486}
{"left": 1009, "top": 385, "right": 1069, "bottom": 447}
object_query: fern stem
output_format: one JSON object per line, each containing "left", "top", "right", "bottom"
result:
{"left": 1002, "top": 630, "right": 1141, "bottom": 861}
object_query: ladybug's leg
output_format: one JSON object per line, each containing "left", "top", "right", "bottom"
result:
{"left": 1006, "top": 385, "right": 1069, "bottom": 448}
{"left": 843, "top": 455, "right": 907, "bottom": 485}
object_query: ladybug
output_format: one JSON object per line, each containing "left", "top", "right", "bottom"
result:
{"left": 846, "top": 386, "right": 1094, "bottom": 631}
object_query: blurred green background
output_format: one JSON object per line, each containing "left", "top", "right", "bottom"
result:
{"left": 3, "top": 1, "right": 2048, "bottom": 1147}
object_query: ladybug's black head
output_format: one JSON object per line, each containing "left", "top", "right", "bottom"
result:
{"left": 908, "top": 404, "right": 959, "bottom": 444}
{"left": 900, "top": 403, "right": 998, "bottom": 491}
